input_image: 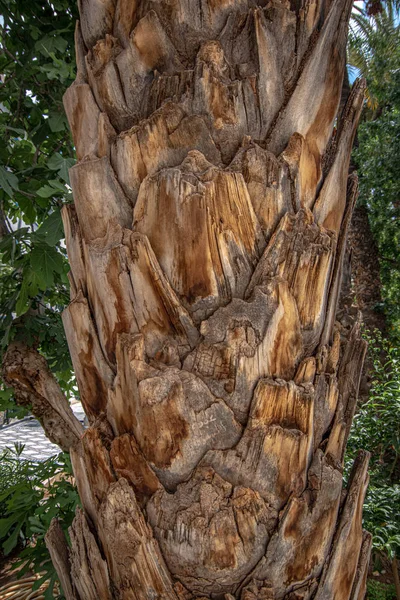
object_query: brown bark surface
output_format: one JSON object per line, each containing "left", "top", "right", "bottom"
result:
{"left": 4, "top": 1, "right": 371, "bottom": 598}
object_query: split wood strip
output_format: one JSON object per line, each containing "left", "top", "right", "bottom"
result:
{"left": 0, "top": 574, "right": 49, "bottom": 600}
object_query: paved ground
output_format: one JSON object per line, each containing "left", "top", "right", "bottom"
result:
{"left": 0, "top": 401, "right": 85, "bottom": 461}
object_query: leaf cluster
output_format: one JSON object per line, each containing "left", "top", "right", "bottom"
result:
{"left": 0, "top": 0, "right": 78, "bottom": 399}
{"left": 0, "top": 446, "right": 80, "bottom": 598}
{"left": 367, "top": 579, "right": 397, "bottom": 600}
{"left": 346, "top": 331, "right": 400, "bottom": 560}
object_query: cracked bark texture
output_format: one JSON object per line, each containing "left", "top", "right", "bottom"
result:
{"left": 41, "top": 1, "right": 372, "bottom": 598}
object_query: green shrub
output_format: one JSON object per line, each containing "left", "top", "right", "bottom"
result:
{"left": 0, "top": 445, "right": 80, "bottom": 598}
{"left": 346, "top": 330, "right": 400, "bottom": 561}
{"left": 367, "top": 580, "right": 397, "bottom": 600}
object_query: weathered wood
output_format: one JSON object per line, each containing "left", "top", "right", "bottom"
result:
{"left": 111, "top": 334, "right": 243, "bottom": 489}
{"left": 80, "top": 227, "right": 199, "bottom": 365}
{"left": 205, "top": 377, "right": 314, "bottom": 508}
{"left": 2, "top": 341, "right": 83, "bottom": 451}
{"left": 247, "top": 450, "right": 343, "bottom": 598}
{"left": 314, "top": 450, "right": 370, "bottom": 600}
{"left": 147, "top": 466, "right": 276, "bottom": 597}
{"left": 350, "top": 531, "right": 372, "bottom": 600}
{"left": 326, "top": 322, "right": 368, "bottom": 465}
{"left": 320, "top": 173, "right": 360, "bottom": 347}
{"left": 133, "top": 152, "right": 265, "bottom": 321}
{"left": 229, "top": 141, "right": 292, "bottom": 240}
{"left": 61, "top": 204, "right": 87, "bottom": 299}
{"left": 63, "top": 83, "right": 100, "bottom": 160}
{"left": 111, "top": 102, "right": 221, "bottom": 203}
{"left": 110, "top": 433, "right": 161, "bottom": 504}
{"left": 184, "top": 280, "right": 303, "bottom": 423}
{"left": 314, "top": 79, "right": 366, "bottom": 234}
{"left": 18, "top": 0, "right": 373, "bottom": 597}
{"left": 69, "top": 156, "right": 132, "bottom": 241}
{"left": 45, "top": 519, "right": 77, "bottom": 600}
{"left": 69, "top": 508, "right": 111, "bottom": 600}
{"left": 267, "top": 0, "right": 354, "bottom": 157}
{"left": 247, "top": 208, "right": 336, "bottom": 354}
{"left": 97, "top": 478, "right": 179, "bottom": 600}
{"left": 63, "top": 291, "right": 114, "bottom": 418}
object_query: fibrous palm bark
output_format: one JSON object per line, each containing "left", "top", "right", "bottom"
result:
{"left": 3, "top": 1, "right": 373, "bottom": 598}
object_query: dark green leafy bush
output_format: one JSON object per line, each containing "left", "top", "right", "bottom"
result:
{"left": 346, "top": 331, "right": 400, "bottom": 560}
{"left": 0, "top": 445, "right": 80, "bottom": 598}
{"left": 367, "top": 579, "right": 397, "bottom": 600}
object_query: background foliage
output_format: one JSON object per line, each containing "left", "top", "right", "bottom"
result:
{"left": 0, "top": 446, "right": 80, "bottom": 599}
{"left": 350, "top": 2, "right": 400, "bottom": 330}
{"left": 346, "top": 331, "right": 400, "bottom": 562}
{"left": 0, "top": 0, "right": 78, "bottom": 406}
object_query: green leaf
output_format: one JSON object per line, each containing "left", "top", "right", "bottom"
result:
{"left": 2, "top": 525, "right": 21, "bottom": 555}
{"left": 15, "top": 279, "right": 31, "bottom": 317}
{"left": 48, "top": 111, "right": 68, "bottom": 133}
{"left": 36, "top": 179, "right": 66, "bottom": 199}
{"left": 0, "top": 166, "right": 19, "bottom": 198}
{"left": 35, "top": 209, "right": 64, "bottom": 246}
{"left": 36, "top": 185, "right": 57, "bottom": 199}
{"left": 30, "top": 245, "right": 64, "bottom": 289}
{"left": 47, "top": 153, "right": 75, "bottom": 183}
{"left": 35, "top": 35, "right": 68, "bottom": 57}
{"left": 26, "top": 270, "right": 42, "bottom": 297}
{"left": 17, "top": 195, "right": 36, "bottom": 224}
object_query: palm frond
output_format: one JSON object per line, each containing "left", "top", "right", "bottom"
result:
{"left": 348, "top": 0, "right": 400, "bottom": 108}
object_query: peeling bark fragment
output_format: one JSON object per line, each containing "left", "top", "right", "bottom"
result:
{"left": 294, "top": 0, "right": 331, "bottom": 73}
{"left": 205, "top": 378, "right": 314, "bottom": 509}
{"left": 312, "top": 368, "right": 339, "bottom": 451}
{"left": 63, "top": 292, "right": 114, "bottom": 419}
{"left": 247, "top": 209, "right": 335, "bottom": 354}
{"left": 78, "top": 0, "right": 115, "bottom": 49}
{"left": 185, "top": 281, "right": 303, "bottom": 423}
{"left": 141, "top": 0, "right": 252, "bottom": 61}
{"left": 250, "top": 450, "right": 342, "bottom": 598}
{"left": 64, "top": 83, "right": 101, "bottom": 160}
{"left": 69, "top": 508, "right": 112, "bottom": 600}
{"left": 314, "top": 79, "right": 366, "bottom": 234}
{"left": 193, "top": 41, "right": 253, "bottom": 162}
{"left": 350, "top": 531, "right": 372, "bottom": 600}
{"left": 113, "top": 0, "right": 138, "bottom": 46}
{"left": 320, "top": 174, "right": 359, "bottom": 347}
{"left": 314, "top": 451, "right": 370, "bottom": 600}
{"left": 148, "top": 466, "right": 277, "bottom": 597}
{"left": 110, "top": 433, "right": 161, "bottom": 504}
{"left": 98, "top": 478, "right": 179, "bottom": 599}
{"left": 281, "top": 133, "right": 321, "bottom": 211}
{"left": 326, "top": 322, "right": 368, "bottom": 465}
{"left": 81, "top": 227, "right": 198, "bottom": 366}
{"left": 267, "top": 0, "right": 353, "bottom": 162}
{"left": 117, "top": 348, "right": 243, "bottom": 489}
{"left": 61, "top": 205, "right": 87, "bottom": 299}
{"left": 133, "top": 152, "right": 265, "bottom": 322}
{"left": 45, "top": 519, "right": 77, "bottom": 600}
{"left": 111, "top": 102, "right": 221, "bottom": 203}
{"left": 75, "top": 22, "right": 88, "bottom": 83}
{"left": 85, "top": 35, "right": 134, "bottom": 132}
{"left": 69, "top": 156, "right": 132, "bottom": 242}
{"left": 229, "top": 141, "right": 292, "bottom": 240}
{"left": 255, "top": 6, "right": 295, "bottom": 135}
{"left": 71, "top": 427, "right": 115, "bottom": 524}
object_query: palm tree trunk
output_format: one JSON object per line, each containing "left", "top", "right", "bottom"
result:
{"left": 4, "top": 1, "right": 372, "bottom": 598}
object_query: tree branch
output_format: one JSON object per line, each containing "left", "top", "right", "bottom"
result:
{"left": 2, "top": 341, "right": 84, "bottom": 451}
